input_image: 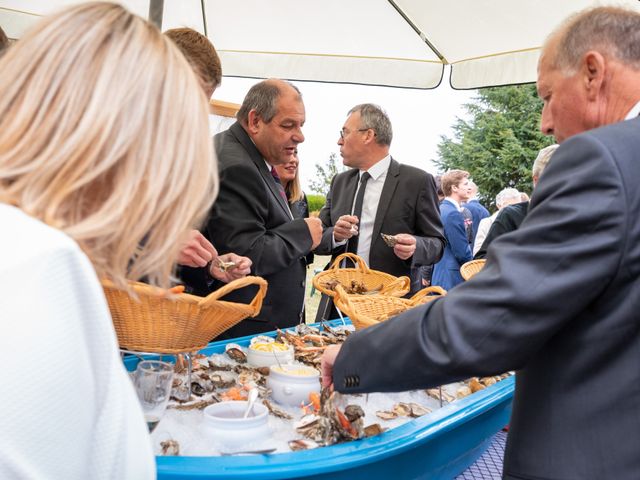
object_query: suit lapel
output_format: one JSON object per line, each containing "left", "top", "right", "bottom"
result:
{"left": 372, "top": 158, "right": 400, "bottom": 241}
{"left": 229, "top": 123, "right": 292, "bottom": 219}
{"left": 343, "top": 169, "right": 360, "bottom": 215}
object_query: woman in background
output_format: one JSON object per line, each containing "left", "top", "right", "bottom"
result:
{"left": 275, "top": 149, "right": 310, "bottom": 221}
{"left": 0, "top": 3, "right": 216, "bottom": 478}
{"left": 276, "top": 149, "right": 314, "bottom": 266}
{"left": 275, "top": 149, "right": 314, "bottom": 318}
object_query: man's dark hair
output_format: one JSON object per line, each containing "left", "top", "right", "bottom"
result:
{"left": 237, "top": 79, "right": 301, "bottom": 125}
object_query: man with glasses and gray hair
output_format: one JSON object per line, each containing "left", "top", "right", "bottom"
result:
{"left": 314, "top": 103, "right": 444, "bottom": 321}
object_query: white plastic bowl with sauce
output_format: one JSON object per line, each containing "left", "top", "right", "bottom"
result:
{"left": 202, "top": 400, "right": 270, "bottom": 451}
{"left": 246, "top": 341, "right": 294, "bottom": 367}
{"left": 267, "top": 365, "right": 320, "bottom": 407}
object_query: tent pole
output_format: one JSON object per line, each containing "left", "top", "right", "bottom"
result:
{"left": 148, "top": 0, "right": 164, "bottom": 29}
{"left": 200, "top": 0, "right": 208, "bottom": 36}
{"left": 386, "top": 0, "right": 448, "bottom": 64}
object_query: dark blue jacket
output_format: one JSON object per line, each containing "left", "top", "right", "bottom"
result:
{"left": 431, "top": 199, "right": 472, "bottom": 290}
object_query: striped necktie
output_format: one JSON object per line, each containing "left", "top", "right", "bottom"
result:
{"left": 270, "top": 166, "right": 289, "bottom": 203}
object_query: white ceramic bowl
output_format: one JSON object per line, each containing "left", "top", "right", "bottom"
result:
{"left": 202, "top": 401, "right": 270, "bottom": 450}
{"left": 267, "top": 365, "right": 320, "bottom": 407}
{"left": 246, "top": 342, "right": 294, "bottom": 367}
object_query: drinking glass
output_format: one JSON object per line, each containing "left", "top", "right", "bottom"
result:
{"left": 134, "top": 360, "right": 174, "bottom": 432}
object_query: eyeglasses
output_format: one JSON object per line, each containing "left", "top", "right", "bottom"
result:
{"left": 339, "top": 127, "right": 373, "bottom": 139}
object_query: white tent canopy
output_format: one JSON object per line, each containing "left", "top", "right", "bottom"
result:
{"left": 2, "top": 0, "right": 640, "bottom": 89}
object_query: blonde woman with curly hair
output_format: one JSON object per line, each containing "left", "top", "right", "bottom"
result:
{"left": 0, "top": 3, "right": 218, "bottom": 478}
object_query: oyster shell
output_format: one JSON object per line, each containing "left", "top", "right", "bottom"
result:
{"left": 376, "top": 410, "right": 398, "bottom": 421}
{"left": 225, "top": 344, "right": 247, "bottom": 363}
{"left": 380, "top": 232, "right": 398, "bottom": 247}
{"left": 160, "top": 439, "right": 180, "bottom": 456}
{"left": 407, "top": 402, "right": 431, "bottom": 417}
{"left": 288, "top": 439, "right": 320, "bottom": 451}
{"left": 364, "top": 423, "right": 387, "bottom": 437}
{"left": 217, "top": 260, "right": 237, "bottom": 272}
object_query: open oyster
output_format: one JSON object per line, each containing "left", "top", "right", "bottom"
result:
{"left": 380, "top": 233, "right": 398, "bottom": 247}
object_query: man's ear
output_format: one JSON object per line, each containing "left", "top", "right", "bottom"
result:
{"left": 247, "top": 109, "right": 261, "bottom": 135}
{"left": 362, "top": 129, "right": 376, "bottom": 145}
{"left": 583, "top": 51, "right": 606, "bottom": 100}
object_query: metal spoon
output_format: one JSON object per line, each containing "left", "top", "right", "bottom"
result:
{"left": 243, "top": 388, "right": 259, "bottom": 419}
{"left": 219, "top": 447, "right": 277, "bottom": 456}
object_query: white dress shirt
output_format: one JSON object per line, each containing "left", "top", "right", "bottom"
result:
{"left": 625, "top": 101, "right": 640, "bottom": 120}
{"left": 473, "top": 211, "right": 499, "bottom": 255}
{"left": 443, "top": 196, "right": 462, "bottom": 211}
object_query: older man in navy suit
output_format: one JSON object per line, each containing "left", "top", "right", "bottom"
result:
{"left": 323, "top": 7, "right": 640, "bottom": 479}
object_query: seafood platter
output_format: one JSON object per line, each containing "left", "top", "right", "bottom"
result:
{"left": 123, "top": 320, "right": 514, "bottom": 480}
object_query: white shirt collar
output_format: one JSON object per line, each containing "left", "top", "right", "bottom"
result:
{"left": 624, "top": 100, "right": 640, "bottom": 120}
{"left": 445, "top": 197, "right": 461, "bottom": 211}
{"left": 361, "top": 154, "right": 391, "bottom": 181}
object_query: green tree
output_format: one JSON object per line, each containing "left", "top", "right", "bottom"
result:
{"left": 309, "top": 152, "right": 345, "bottom": 196}
{"left": 306, "top": 194, "right": 326, "bottom": 213}
{"left": 435, "top": 84, "right": 554, "bottom": 209}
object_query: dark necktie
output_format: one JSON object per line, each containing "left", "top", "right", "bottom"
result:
{"left": 346, "top": 171, "right": 371, "bottom": 254}
{"left": 270, "top": 166, "right": 289, "bottom": 203}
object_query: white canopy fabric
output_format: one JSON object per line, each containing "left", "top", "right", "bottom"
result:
{"left": 2, "top": 0, "right": 640, "bottom": 89}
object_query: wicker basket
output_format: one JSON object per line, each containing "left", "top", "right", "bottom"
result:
{"left": 312, "top": 252, "right": 410, "bottom": 298}
{"left": 460, "top": 259, "right": 486, "bottom": 281}
{"left": 102, "top": 276, "right": 267, "bottom": 354}
{"left": 409, "top": 285, "right": 447, "bottom": 306}
{"left": 333, "top": 284, "right": 413, "bottom": 330}
{"left": 334, "top": 284, "right": 448, "bottom": 330}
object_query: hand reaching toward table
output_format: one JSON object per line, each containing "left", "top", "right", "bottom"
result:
{"left": 321, "top": 344, "right": 342, "bottom": 388}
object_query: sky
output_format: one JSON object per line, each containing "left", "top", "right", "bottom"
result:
{"left": 214, "top": 70, "right": 476, "bottom": 192}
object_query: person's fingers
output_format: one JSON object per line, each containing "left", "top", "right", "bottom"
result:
{"left": 177, "top": 247, "right": 209, "bottom": 267}
{"left": 197, "top": 235, "right": 218, "bottom": 258}
{"left": 394, "top": 243, "right": 415, "bottom": 260}
{"left": 395, "top": 233, "right": 416, "bottom": 245}
{"left": 321, "top": 359, "right": 333, "bottom": 388}
{"left": 321, "top": 345, "right": 341, "bottom": 387}
{"left": 189, "top": 250, "right": 210, "bottom": 267}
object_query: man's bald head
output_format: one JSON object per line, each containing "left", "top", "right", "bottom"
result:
{"left": 543, "top": 7, "right": 640, "bottom": 74}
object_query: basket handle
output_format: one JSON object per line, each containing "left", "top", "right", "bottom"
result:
{"left": 199, "top": 276, "right": 268, "bottom": 316}
{"left": 378, "top": 276, "right": 411, "bottom": 296}
{"left": 409, "top": 285, "right": 447, "bottom": 305}
{"left": 329, "top": 252, "right": 369, "bottom": 272}
{"left": 332, "top": 284, "right": 356, "bottom": 317}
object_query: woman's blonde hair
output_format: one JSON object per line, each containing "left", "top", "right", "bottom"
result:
{"left": 0, "top": 2, "right": 217, "bottom": 288}
{"left": 284, "top": 151, "right": 304, "bottom": 203}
